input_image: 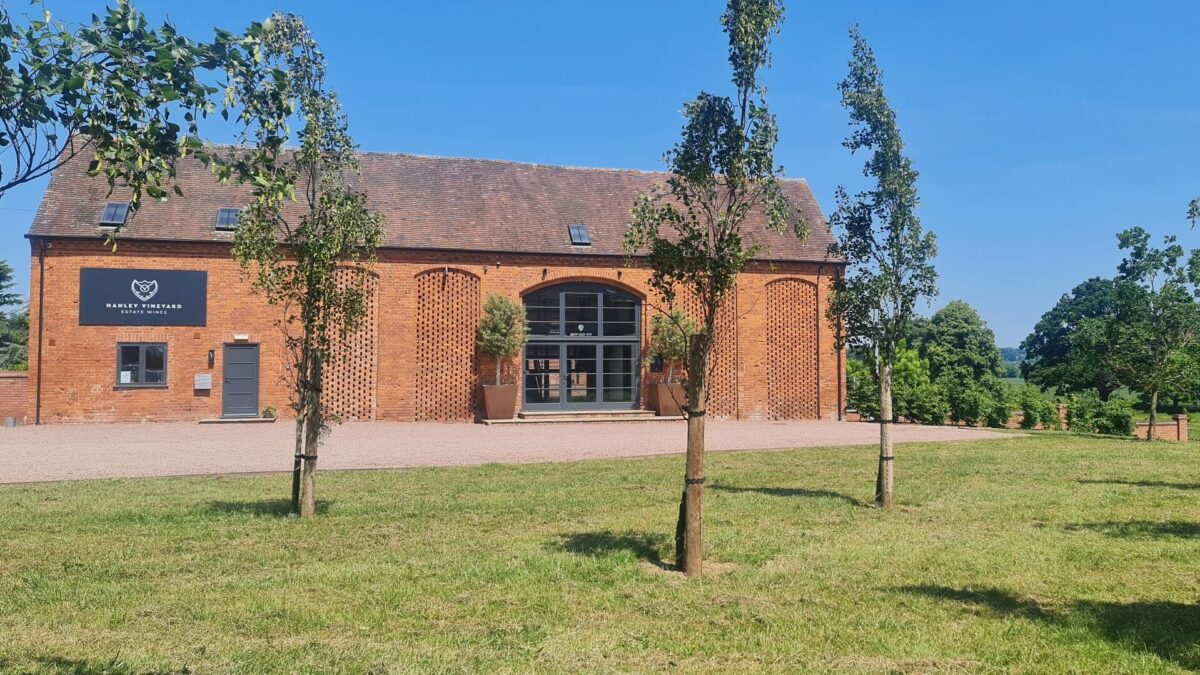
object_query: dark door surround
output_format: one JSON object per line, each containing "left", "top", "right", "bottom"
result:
{"left": 521, "top": 283, "right": 641, "bottom": 412}
{"left": 222, "top": 343, "right": 260, "bottom": 418}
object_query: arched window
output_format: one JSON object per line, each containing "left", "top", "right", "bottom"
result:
{"left": 522, "top": 283, "right": 641, "bottom": 410}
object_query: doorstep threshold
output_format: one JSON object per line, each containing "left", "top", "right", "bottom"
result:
{"left": 483, "top": 415, "right": 685, "bottom": 425}
{"left": 198, "top": 417, "right": 278, "bottom": 424}
{"left": 519, "top": 409, "right": 658, "bottom": 417}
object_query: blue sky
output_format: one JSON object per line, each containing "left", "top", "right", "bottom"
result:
{"left": 4, "top": 0, "right": 1199, "bottom": 346}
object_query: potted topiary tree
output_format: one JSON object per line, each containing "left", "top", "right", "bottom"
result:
{"left": 477, "top": 294, "right": 526, "bottom": 420}
{"left": 646, "top": 309, "right": 696, "bottom": 417}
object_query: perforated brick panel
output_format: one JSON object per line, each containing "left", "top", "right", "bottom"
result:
{"left": 322, "top": 269, "right": 379, "bottom": 421}
{"left": 415, "top": 268, "right": 480, "bottom": 421}
{"left": 675, "top": 291, "right": 738, "bottom": 419}
{"left": 766, "top": 278, "right": 818, "bottom": 419}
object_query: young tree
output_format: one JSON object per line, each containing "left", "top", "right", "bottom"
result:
{"left": 624, "top": 0, "right": 804, "bottom": 576}
{"left": 1021, "top": 278, "right": 1120, "bottom": 399}
{"left": 224, "top": 14, "right": 382, "bottom": 516}
{"left": 828, "top": 26, "right": 937, "bottom": 508}
{"left": 1076, "top": 228, "right": 1200, "bottom": 440}
{"left": 0, "top": 1, "right": 218, "bottom": 204}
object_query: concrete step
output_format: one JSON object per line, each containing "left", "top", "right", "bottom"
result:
{"left": 518, "top": 409, "right": 656, "bottom": 420}
{"left": 484, "top": 410, "right": 683, "bottom": 425}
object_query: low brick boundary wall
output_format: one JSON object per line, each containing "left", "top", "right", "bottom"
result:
{"left": 1135, "top": 415, "right": 1189, "bottom": 442}
{"left": 846, "top": 404, "right": 1191, "bottom": 442}
{"left": 0, "top": 372, "right": 28, "bottom": 425}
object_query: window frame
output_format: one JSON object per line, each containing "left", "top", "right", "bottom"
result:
{"left": 99, "top": 202, "right": 130, "bottom": 228}
{"left": 567, "top": 223, "right": 591, "bottom": 246}
{"left": 115, "top": 342, "right": 169, "bottom": 389}
{"left": 523, "top": 283, "right": 640, "bottom": 341}
{"left": 214, "top": 207, "right": 241, "bottom": 231}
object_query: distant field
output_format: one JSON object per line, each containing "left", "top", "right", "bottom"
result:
{"left": 1, "top": 434, "right": 1199, "bottom": 672}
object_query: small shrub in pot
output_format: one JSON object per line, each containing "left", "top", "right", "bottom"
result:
{"left": 477, "top": 294, "right": 526, "bottom": 419}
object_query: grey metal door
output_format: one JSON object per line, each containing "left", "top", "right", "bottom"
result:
{"left": 222, "top": 344, "right": 259, "bottom": 418}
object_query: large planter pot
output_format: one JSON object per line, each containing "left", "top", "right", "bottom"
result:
{"left": 655, "top": 382, "right": 685, "bottom": 417}
{"left": 482, "top": 384, "right": 518, "bottom": 420}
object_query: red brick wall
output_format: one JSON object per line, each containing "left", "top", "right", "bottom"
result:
{"left": 28, "top": 238, "right": 845, "bottom": 423}
{"left": 0, "top": 372, "right": 28, "bottom": 424}
{"left": 1135, "top": 416, "right": 1189, "bottom": 442}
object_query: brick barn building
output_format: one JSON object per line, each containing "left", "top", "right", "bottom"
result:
{"left": 25, "top": 151, "right": 845, "bottom": 424}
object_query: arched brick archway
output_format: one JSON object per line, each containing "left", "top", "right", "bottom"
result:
{"left": 520, "top": 274, "right": 647, "bottom": 301}
{"left": 414, "top": 268, "right": 480, "bottom": 421}
{"left": 766, "top": 278, "right": 819, "bottom": 420}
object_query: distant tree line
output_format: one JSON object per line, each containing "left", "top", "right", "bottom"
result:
{"left": 1021, "top": 227, "right": 1200, "bottom": 440}
{"left": 847, "top": 299, "right": 1009, "bottom": 427}
{"left": 0, "top": 261, "right": 26, "bottom": 371}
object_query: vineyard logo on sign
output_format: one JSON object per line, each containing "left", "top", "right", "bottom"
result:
{"left": 131, "top": 279, "right": 158, "bottom": 302}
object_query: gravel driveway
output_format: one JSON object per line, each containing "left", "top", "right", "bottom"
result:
{"left": 0, "top": 419, "right": 1012, "bottom": 484}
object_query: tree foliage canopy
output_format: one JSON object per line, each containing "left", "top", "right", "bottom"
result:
{"left": 1020, "top": 277, "right": 1119, "bottom": 398}
{"left": 1075, "top": 228, "right": 1200, "bottom": 419}
{"left": 921, "top": 300, "right": 1004, "bottom": 382}
{"left": 226, "top": 14, "right": 382, "bottom": 357}
{"left": 0, "top": 260, "right": 26, "bottom": 370}
{"left": 624, "top": 0, "right": 803, "bottom": 323}
{"left": 0, "top": 1, "right": 220, "bottom": 203}
{"left": 827, "top": 26, "right": 937, "bottom": 366}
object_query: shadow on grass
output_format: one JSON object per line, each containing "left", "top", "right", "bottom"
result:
{"left": 203, "top": 498, "right": 333, "bottom": 518}
{"left": 896, "top": 584, "right": 1051, "bottom": 619}
{"left": 1077, "top": 479, "right": 1200, "bottom": 491}
{"left": 710, "top": 483, "right": 862, "bottom": 506}
{"left": 1064, "top": 520, "right": 1200, "bottom": 539}
{"left": 554, "top": 531, "right": 670, "bottom": 567}
{"left": 23, "top": 656, "right": 164, "bottom": 674}
{"left": 897, "top": 584, "right": 1200, "bottom": 670}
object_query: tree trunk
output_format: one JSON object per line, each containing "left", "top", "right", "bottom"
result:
{"left": 298, "top": 348, "right": 323, "bottom": 517}
{"left": 675, "top": 334, "right": 709, "bottom": 577}
{"left": 291, "top": 410, "right": 304, "bottom": 515}
{"left": 1147, "top": 390, "right": 1158, "bottom": 442}
{"left": 290, "top": 343, "right": 310, "bottom": 516}
{"left": 495, "top": 356, "right": 502, "bottom": 386}
{"left": 876, "top": 361, "right": 895, "bottom": 508}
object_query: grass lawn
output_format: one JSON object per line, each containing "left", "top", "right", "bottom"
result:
{"left": 2, "top": 434, "right": 1199, "bottom": 673}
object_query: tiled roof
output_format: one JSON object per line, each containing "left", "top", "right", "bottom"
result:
{"left": 29, "top": 150, "right": 837, "bottom": 263}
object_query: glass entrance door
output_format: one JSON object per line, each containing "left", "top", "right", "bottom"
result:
{"left": 522, "top": 283, "right": 641, "bottom": 411}
{"left": 523, "top": 342, "right": 638, "bottom": 410}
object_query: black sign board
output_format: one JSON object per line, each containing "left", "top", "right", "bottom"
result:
{"left": 79, "top": 268, "right": 207, "bottom": 326}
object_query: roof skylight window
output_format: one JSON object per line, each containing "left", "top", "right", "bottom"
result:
{"left": 568, "top": 223, "right": 591, "bottom": 246}
{"left": 99, "top": 202, "right": 129, "bottom": 228}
